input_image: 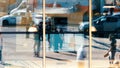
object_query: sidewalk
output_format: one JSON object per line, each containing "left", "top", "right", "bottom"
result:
{"left": 1, "top": 33, "right": 120, "bottom": 68}
{"left": 1, "top": 34, "right": 78, "bottom": 68}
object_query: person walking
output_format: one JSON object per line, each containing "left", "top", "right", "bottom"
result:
{"left": 104, "top": 33, "right": 117, "bottom": 64}
{"left": 51, "top": 27, "right": 63, "bottom": 53}
{"left": 59, "top": 28, "right": 64, "bottom": 50}
{"left": 76, "top": 34, "right": 86, "bottom": 68}
{"left": 46, "top": 22, "right": 51, "bottom": 50}
{"left": 33, "top": 23, "right": 42, "bottom": 57}
{"left": 53, "top": 28, "right": 60, "bottom": 53}
{"left": 109, "top": 34, "right": 117, "bottom": 64}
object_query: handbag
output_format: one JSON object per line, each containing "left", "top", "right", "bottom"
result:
{"left": 104, "top": 52, "right": 109, "bottom": 57}
{"left": 28, "top": 26, "right": 38, "bottom": 32}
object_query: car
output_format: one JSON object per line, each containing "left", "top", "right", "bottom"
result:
{"left": 112, "top": 12, "right": 120, "bottom": 18}
{"left": 94, "top": 15, "right": 120, "bottom": 32}
{"left": 0, "top": 8, "right": 52, "bottom": 27}
{"left": 79, "top": 21, "right": 89, "bottom": 32}
{"left": 91, "top": 15, "right": 120, "bottom": 37}
{"left": 0, "top": 9, "right": 27, "bottom": 26}
{"left": 78, "top": 21, "right": 97, "bottom": 32}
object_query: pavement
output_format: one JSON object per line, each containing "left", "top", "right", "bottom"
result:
{"left": 0, "top": 27, "right": 120, "bottom": 68}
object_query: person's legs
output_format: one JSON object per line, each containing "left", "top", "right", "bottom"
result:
{"left": 109, "top": 51, "right": 116, "bottom": 64}
{"left": 60, "top": 42, "right": 63, "bottom": 50}
{"left": 109, "top": 52, "right": 113, "bottom": 64}
{"left": 34, "top": 40, "right": 40, "bottom": 57}
{"left": 54, "top": 42, "right": 59, "bottom": 53}
{"left": 33, "top": 41, "right": 37, "bottom": 56}
{"left": 48, "top": 34, "right": 52, "bottom": 50}
{"left": 36, "top": 40, "right": 41, "bottom": 57}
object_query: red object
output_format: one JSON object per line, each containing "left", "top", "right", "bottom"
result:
{"left": 29, "top": 0, "right": 38, "bottom": 8}
{"left": 33, "top": 0, "right": 37, "bottom": 8}
{"left": 46, "top": 3, "right": 61, "bottom": 7}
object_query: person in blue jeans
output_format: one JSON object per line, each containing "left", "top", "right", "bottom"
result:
{"left": 51, "top": 27, "right": 63, "bottom": 53}
{"left": 34, "top": 31, "right": 40, "bottom": 57}
{"left": 33, "top": 24, "right": 42, "bottom": 57}
{"left": 53, "top": 29, "right": 60, "bottom": 53}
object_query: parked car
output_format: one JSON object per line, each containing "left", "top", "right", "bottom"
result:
{"left": 0, "top": 8, "right": 52, "bottom": 27}
{"left": 91, "top": 15, "right": 120, "bottom": 37}
{"left": 112, "top": 12, "right": 120, "bottom": 18}
{"left": 94, "top": 15, "right": 120, "bottom": 32}
{"left": 78, "top": 21, "right": 97, "bottom": 32}
{"left": 0, "top": 9, "right": 27, "bottom": 26}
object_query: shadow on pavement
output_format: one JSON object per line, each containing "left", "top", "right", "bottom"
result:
{"left": 59, "top": 52, "right": 76, "bottom": 56}
{"left": 46, "top": 56, "right": 69, "bottom": 61}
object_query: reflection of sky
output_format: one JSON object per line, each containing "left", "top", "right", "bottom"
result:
{"left": 37, "top": 0, "right": 89, "bottom": 8}
{"left": 79, "top": 0, "right": 89, "bottom": 6}
{"left": 33, "top": 0, "right": 95, "bottom": 11}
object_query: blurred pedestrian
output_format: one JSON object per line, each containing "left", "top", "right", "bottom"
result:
{"left": 76, "top": 34, "right": 86, "bottom": 68}
{"left": 77, "top": 45, "right": 86, "bottom": 68}
{"left": 52, "top": 27, "right": 63, "bottom": 53}
{"left": 33, "top": 23, "right": 42, "bottom": 57}
{"left": 59, "top": 28, "right": 64, "bottom": 50}
{"left": 46, "top": 21, "right": 51, "bottom": 50}
{"left": 105, "top": 33, "right": 117, "bottom": 64}
{"left": 53, "top": 28, "right": 59, "bottom": 53}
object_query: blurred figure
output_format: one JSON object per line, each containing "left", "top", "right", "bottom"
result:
{"left": 50, "top": 27, "right": 63, "bottom": 53}
{"left": 33, "top": 24, "right": 42, "bottom": 57}
{"left": 109, "top": 33, "right": 117, "bottom": 64}
{"left": 46, "top": 21, "right": 51, "bottom": 50}
{"left": 53, "top": 28, "right": 60, "bottom": 53}
{"left": 106, "top": 33, "right": 117, "bottom": 64}
{"left": 77, "top": 45, "right": 86, "bottom": 68}
{"left": 76, "top": 34, "right": 86, "bottom": 68}
{"left": 59, "top": 28, "right": 64, "bottom": 50}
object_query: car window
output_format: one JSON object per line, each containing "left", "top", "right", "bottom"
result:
{"left": 101, "top": 17, "right": 106, "bottom": 21}
{"left": 114, "top": 15, "right": 120, "bottom": 18}
{"left": 18, "top": 2, "right": 27, "bottom": 9}
{"left": 35, "top": 17, "right": 42, "bottom": 19}
{"left": 12, "top": 12, "right": 26, "bottom": 16}
{"left": 106, "top": 16, "right": 118, "bottom": 22}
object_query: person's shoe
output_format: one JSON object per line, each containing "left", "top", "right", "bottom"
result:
{"left": 54, "top": 51, "right": 59, "bottom": 53}
{"left": 48, "top": 47, "right": 51, "bottom": 50}
{"left": 34, "top": 52, "right": 37, "bottom": 57}
{"left": 36, "top": 53, "right": 40, "bottom": 57}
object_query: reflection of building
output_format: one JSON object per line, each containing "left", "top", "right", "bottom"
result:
{"left": 0, "top": 0, "right": 8, "bottom": 12}
{"left": 4, "top": 0, "right": 96, "bottom": 24}
{"left": 0, "top": 0, "right": 21, "bottom": 13}
{"left": 41, "top": 0, "right": 92, "bottom": 24}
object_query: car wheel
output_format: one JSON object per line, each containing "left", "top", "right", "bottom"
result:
{"left": 2, "top": 20, "right": 9, "bottom": 26}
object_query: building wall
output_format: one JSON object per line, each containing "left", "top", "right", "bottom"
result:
{"left": 0, "top": 0, "right": 8, "bottom": 12}
{"left": 0, "top": 0, "right": 22, "bottom": 13}
{"left": 47, "top": 6, "right": 88, "bottom": 24}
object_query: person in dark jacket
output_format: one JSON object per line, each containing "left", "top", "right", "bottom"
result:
{"left": 33, "top": 23, "right": 43, "bottom": 57}
{"left": 107, "top": 33, "right": 117, "bottom": 64}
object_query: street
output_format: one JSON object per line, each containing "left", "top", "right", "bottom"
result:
{"left": 0, "top": 26, "right": 119, "bottom": 68}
